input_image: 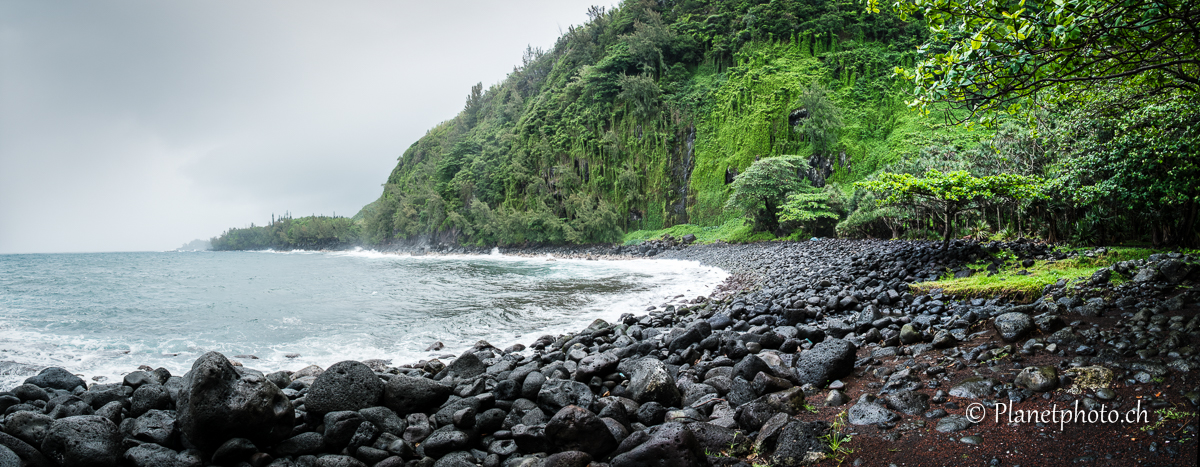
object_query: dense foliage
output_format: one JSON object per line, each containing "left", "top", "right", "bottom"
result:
{"left": 877, "top": 0, "right": 1198, "bottom": 122}
{"left": 211, "top": 0, "right": 1198, "bottom": 250}
{"left": 210, "top": 214, "right": 359, "bottom": 251}
{"left": 856, "top": 169, "right": 1043, "bottom": 249}
{"left": 356, "top": 0, "right": 935, "bottom": 247}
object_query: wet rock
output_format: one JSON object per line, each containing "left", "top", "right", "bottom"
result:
{"left": 123, "top": 409, "right": 176, "bottom": 445}
{"left": 993, "top": 312, "right": 1033, "bottom": 342}
{"left": 123, "top": 371, "right": 157, "bottom": 390}
{"left": 123, "top": 443, "right": 202, "bottom": 467}
{"left": 46, "top": 395, "right": 93, "bottom": 419}
{"left": 403, "top": 413, "right": 433, "bottom": 444}
{"left": 438, "top": 352, "right": 486, "bottom": 380}
{"left": 627, "top": 358, "right": 681, "bottom": 407}
{"left": 11, "top": 384, "right": 49, "bottom": 402}
{"left": 899, "top": 324, "right": 921, "bottom": 344}
{"left": 273, "top": 432, "right": 326, "bottom": 457}
{"left": 1133, "top": 267, "right": 1159, "bottom": 282}
{"left": 949, "top": 377, "right": 998, "bottom": 399}
{"left": 545, "top": 405, "right": 617, "bottom": 458}
{"left": 884, "top": 390, "right": 930, "bottom": 416}
{"left": 793, "top": 338, "right": 857, "bottom": 387}
{"left": 732, "top": 355, "right": 771, "bottom": 382}
{"left": 40, "top": 415, "right": 121, "bottom": 467}
{"left": 575, "top": 352, "right": 619, "bottom": 382}
{"left": 324, "top": 411, "right": 367, "bottom": 449}
{"left": 0, "top": 445, "right": 18, "bottom": 467}
{"left": 80, "top": 384, "right": 129, "bottom": 410}
{"left": 421, "top": 426, "right": 471, "bottom": 458}
{"left": 360, "top": 406, "right": 406, "bottom": 437}
{"left": 636, "top": 401, "right": 667, "bottom": 426}
{"left": 511, "top": 424, "right": 551, "bottom": 453}
{"left": 314, "top": 455, "right": 367, "bottom": 467}
{"left": 610, "top": 422, "right": 710, "bottom": 467}
{"left": 176, "top": 351, "right": 294, "bottom": 451}
{"left": 770, "top": 420, "right": 829, "bottom": 465}
{"left": 521, "top": 371, "right": 546, "bottom": 401}
{"left": 824, "top": 390, "right": 849, "bottom": 407}
{"left": 1015, "top": 366, "right": 1059, "bottom": 392}
{"left": 542, "top": 450, "right": 592, "bottom": 467}
{"left": 5, "top": 411, "right": 53, "bottom": 447}
{"left": 687, "top": 422, "right": 745, "bottom": 454}
{"left": 0, "top": 431, "right": 51, "bottom": 467}
{"left": 307, "top": 361, "right": 384, "bottom": 414}
{"left": 24, "top": 368, "right": 85, "bottom": 392}
{"left": 383, "top": 375, "right": 452, "bottom": 415}
{"left": 847, "top": 395, "right": 899, "bottom": 425}
{"left": 538, "top": 379, "right": 595, "bottom": 414}
{"left": 935, "top": 415, "right": 974, "bottom": 433}
{"left": 212, "top": 438, "right": 257, "bottom": 466}
{"left": 130, "top": 384, "right": 171, "bottom": 417}
{"left": 931, "top": 330, "right": 957, "bottom": 349}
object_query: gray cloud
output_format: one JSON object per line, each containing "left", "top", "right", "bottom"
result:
{"left": 0, "top": 0, "right": 605, "bottom": 253}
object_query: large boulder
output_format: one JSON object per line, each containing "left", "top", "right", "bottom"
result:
{"left": 123, "top": 409, "right": 176, "bottom": 445}
{"left": 610, "top": 422, "right": 711, "bottom": 467}
{"left": 793, "top": 338, "right": 857, "bottom": 387}
{"left": 575, "top": 352, "right": 619, "bottom": 382}
{"left": 993, "top": 312, "right": 1033, "bottom": 342}
{"left": 176, "top": 351, "right": 294, "bottom": 451}
{"left": 544, "top": 405, "right": 617, "bottom": 458}
{"left": 769, "top": 420, "right": 830, "bottom": 466}
{"left": 731, "top": 354, "right": 771, "bottom": 382}
{"left": 438, "top": 352, "right": 486, "bottom": 380}
{"left": 538, "top": 380, "right": 596, "bottom": 414}
{"left": 627, "top": 358, "right": 681, "bottom": 407}
{"left": 24, "top": 368, "right": 85, "bottom": 392}
{"left": 40, "top": 415, "right": 121, "bottom": 467}
{"left": 4, "top": 411, "right": 53, "bottom": 447}
{"left": 306, "top": 361, "right": 384, "bottom": 414}
{"left": 383, "top": 375, "right": 452, "bottom": 415}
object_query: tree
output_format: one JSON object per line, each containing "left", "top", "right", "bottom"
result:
{"left": 795, "top": 83, "right": 843, "bottom": 156}
{"left": 874, "top": 0, "right": 1199, "bottom": 122}
{"left": 617, "top": 74, "right": 662, "bottom": 121}
{"left": 857, "top": 169, "right": 1044, "bottom": 250}
{"left": 778, "top": 185, "right": 839, "bottom": 233}
{"left": 725, "top": 155, "right": 812, "bottom": 234}
{"left": 1050, "top": 92, "right": 1200, "bottom": 246}
{"left": 463, "top": 82, "right": 484, "bottom": 127}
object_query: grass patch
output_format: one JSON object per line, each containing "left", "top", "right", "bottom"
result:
{"left": 623, "top": 218, "right": 777, "bottom": 245}
{"left": 911, "top": 247, "right": 1155, "bottom": 302}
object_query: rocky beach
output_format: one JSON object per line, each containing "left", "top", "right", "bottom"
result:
{"left": 1, "top": 239, "right": 1197, "bottom": 467}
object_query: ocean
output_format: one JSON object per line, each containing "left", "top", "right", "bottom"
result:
{"left": 0, "top": 249, "right": 726, "bottom": 390}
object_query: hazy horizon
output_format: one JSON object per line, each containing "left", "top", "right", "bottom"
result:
{"left": 0, "top": 0, "right": 606, "bottom": 254}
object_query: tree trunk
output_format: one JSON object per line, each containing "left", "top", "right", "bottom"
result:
{"left": 942, "top": 210, "right": 953, "bottom": 251}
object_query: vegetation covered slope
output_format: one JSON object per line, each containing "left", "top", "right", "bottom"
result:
{"left": 353, "top": 0, "right": 952, "bottom": 247}
{"left": 211, "top": 0, "right": 1198, "bottom": 250}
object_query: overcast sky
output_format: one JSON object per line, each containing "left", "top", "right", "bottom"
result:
{"left": 0, "top": 0, "right": 606, "bottom": 254}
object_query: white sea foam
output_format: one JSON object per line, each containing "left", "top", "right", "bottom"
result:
{"left": 0, "top": 251, "right": 727, "bottom": 390}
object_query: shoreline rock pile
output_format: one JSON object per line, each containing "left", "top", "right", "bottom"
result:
{"left": 2, "top": 239, "right": 1197, "bottom": 467}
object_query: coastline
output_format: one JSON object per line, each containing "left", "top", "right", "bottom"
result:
{"left": 2, "top": 239, "right": 1197, "bottom": 467}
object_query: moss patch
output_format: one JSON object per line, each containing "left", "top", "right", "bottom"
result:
{"left": 911, "top": 247, "right": 1155, "bottom": 301}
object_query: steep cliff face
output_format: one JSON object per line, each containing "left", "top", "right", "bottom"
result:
{"left": 666, "top": 125, "right": 695, "bottom": 226}
{"left": 356, "top": 1, "right": 935, "bottom": 246}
